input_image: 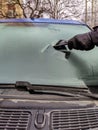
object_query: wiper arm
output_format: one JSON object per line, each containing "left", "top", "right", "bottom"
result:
{"left": 0, "top": 81, "right": 96, "bottom": 99}
{"left": 15, "top": 81, "right": 89, "bottom": 98}
{"left": 15, "top": 81, "right": 77, "bottom": 97}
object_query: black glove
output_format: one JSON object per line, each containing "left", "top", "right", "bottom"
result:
{"left": 68, "top": 32, "right": 95, "bottom": 50}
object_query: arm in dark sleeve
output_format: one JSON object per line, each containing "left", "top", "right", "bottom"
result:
{"left": 90, "top": 26, "right": 98, "bottom": 46}
{"left": 68, "top": 26, "right": 98, "bottom": 50}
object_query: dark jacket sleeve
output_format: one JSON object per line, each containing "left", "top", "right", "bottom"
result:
{"left": 90, "top": 26, "right": 98, "bottom": 46}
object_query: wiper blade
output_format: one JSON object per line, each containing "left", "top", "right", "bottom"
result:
{"left": 15, "top": 81, "right": 89, "bottom": 97}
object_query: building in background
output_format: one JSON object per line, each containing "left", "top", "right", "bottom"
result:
{"left": 0, "top": 0, "right": 24, "bottom": 18}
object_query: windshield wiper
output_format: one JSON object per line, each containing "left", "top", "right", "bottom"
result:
{"left": 14, "top": 81, "right": 94, "bottom": 98}
{"left": 15, "top": 81, "right": 79, "bottom": 97}
{"left": 0, "top": 81, "right": 96, "bottom": 99}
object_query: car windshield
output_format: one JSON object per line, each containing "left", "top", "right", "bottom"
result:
{"left": 0, "top": 19, "right": 97, "bottom": 87}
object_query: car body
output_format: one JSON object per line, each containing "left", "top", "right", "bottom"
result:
{"left": 0, "top": 18, "right": 98, "bottom": 130}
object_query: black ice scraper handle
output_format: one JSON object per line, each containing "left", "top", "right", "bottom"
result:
{"left": 53, "top": 40, "right": 71, "bottom": 58}
{"left": 53, "top": 40, "right": 68, "bottom": 50}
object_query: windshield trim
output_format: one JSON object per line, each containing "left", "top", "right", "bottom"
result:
{"left": 0, "top": 18, "right": 86, "bottom": 25}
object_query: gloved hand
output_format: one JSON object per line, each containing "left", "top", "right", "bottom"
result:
{"left": 68, "top": 32, "right": 95, "bottom": 50}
